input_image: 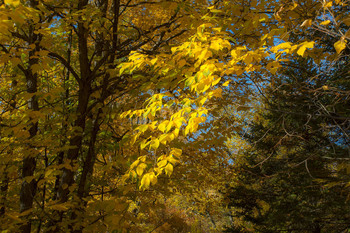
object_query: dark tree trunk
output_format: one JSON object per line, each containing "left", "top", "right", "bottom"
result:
{"left": 20, "top": 66, "right": 39, "bottom": 233}
{"left": 0, "top": 171, "right": 8, "bottom": 217}
{"left": 19, "top": 0, "right": 41, "bottom": 229}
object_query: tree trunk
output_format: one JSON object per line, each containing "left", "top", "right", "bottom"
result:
{"left": 0, "top": 171, "right": 8, "bottom": 217}
{"left": 20, "top": 69, "right": 39, "bottom": 233}
{"left": 19, "top": 1, "right": 41, "bottom": 228}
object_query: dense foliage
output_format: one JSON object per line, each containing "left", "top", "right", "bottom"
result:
{"left": 0, "top": 0, "right": 349, "bottom": 232}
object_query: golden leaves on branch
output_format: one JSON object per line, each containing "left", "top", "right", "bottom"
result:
{"left": 124, "top": 148, "right": 182, "bottom": 190}
{"left": 119, "top": 1, "right": 348, "bottom": 194}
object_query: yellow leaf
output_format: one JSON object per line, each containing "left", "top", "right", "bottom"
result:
{"left": 197, "top": 25, "right": 204, "bottom": 37}
{"left": 129, "top": 170, "right": 136, "bottom": 179}
{"left": 199, "top": 96, "right": 207, "bottom": 106}
{"left": 167, "top": 156, "right": 179, "bottom": 165}
{"left": 49, "top": 204, "right": 68, "bottom": 211}
{"left": 150, "top": 138, "right": 160, "bottom": 150}
{"left": 297, "top": 47, "right": 306, "bottom": 56}
{"left": 290, "top": 2, "right": 298, "bottom": 10}
{"left": 130, "top": 160, "right": 140, "bottom": 170}
{"left": 157, "top": 159, "right": 167, "bottom": 168}
{"left": 158, "top": 134, "right": 169, "bottom": 145}
{"left": 185, "top": 123, "right": 192, "bottom": 135}
{"left": 212, "top": 77, "right": 221, "bottom": 86}
{"left": 165, "top": 163, "right": 173, "bottom": 176}
{"left": 210, "top": 40, "right": 221, "bottom": 51}
{"left": 173, "top": 117, "right": 184, "bottom": 129}
{"left": 334, "top": 39, "right": 347, "bottom": 54}
{"left": 136, "top": 166, "right": 143, "bottom": 176}
{"left": 140, "top": 139, "right": 150, "bottom": 150}
{"left": 173, "top": 128, "right": 180, "bottom": 137}
{"left": 24, "top": 176, "right": 35, "bottom": 183}
{"left": 165, "top": 121, "right": 174, "bottom": 132}
{"left": 140, "top": 174, "right": 150, "bottom": 189}
{"left": 171, "top": 148, "right": 182, "bottom": 158}
{"left": 222, "top": 80, "right": 231, "bottom": 87}
{"left": 150, "top": 57, "right": 158, "bottom": 65}
{"left": 320, "top": 20, "right": 331, "bottom": 26}
{"left": 149, "top": 172, "right": 157, "bottom": 185}
{"left": 45, "top": 169, "right": 54, "bottom": 178}
{"left": 136, "top": 163, "right": 147, "bottom": 176}
{"left": 120, "top": 110, "right": 131, "bottom": 118}
{"left": 139, "top": 155, "right": 146, "bottom": 162}
{"left": 301, "top": 19, "right": 312, "bottom": 28}
{"left": 271, "top": 42, "right": 292, "bottom": 53}
{"left": 158, "top": 120, "right": 169, "bottom": 132}
{"left": 168, "top": 133, "right": 175, "bottom": 141}
{"left": 137, "top": 124, "right": 148, "bottom": 133}
{"left": 297, "top": 41, "right": 315, "bottom": 57}
{"left": 324, "top": 1, "right": 332, "bottom": 7}
{"left": 130, "top": 133, "right": 140, "bottom": 145}
{"left": 198, "top": 49, "right": 211, "bottom": 62}
{"left": 5, "top": 0, "right": 20, "bottom": 6}
{"left": 322, "top": 85, "right": 329, "bottom": 90}
{"left": 157, "top": 154, "right": 167, "bottom": 162}
{"left": 210, "top": 88, "right": 222, "bottom": 98}
{"left": 37, "top": 50, "right": 50, "bottom": 57}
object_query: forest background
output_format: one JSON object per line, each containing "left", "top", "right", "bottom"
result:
{"left": 0, "top": 0, "right": 349, "bottom": 232}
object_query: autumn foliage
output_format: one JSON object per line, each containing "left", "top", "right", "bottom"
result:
{"left": 0, "top": 0, "right": 349, "bottom": 232}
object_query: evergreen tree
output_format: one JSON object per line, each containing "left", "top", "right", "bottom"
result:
{"left": 224, "top": 35, "right": 350, "bottom": 232}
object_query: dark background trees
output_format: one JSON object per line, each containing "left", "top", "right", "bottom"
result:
{"left": 223, "top": 27, "right": 350, "bottom": 232}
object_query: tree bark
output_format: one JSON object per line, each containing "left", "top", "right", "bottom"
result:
{"left": 19, "top": 0, "right": 41, "bottom": 230}
{"left": 56, "top": 0, "right": 91, "bottom": 204}
{"left": 20, "top": 62, "right": 40, "bottom": 233}
{"left": 0, "top": 171, "right": 8, "bottom": 217}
